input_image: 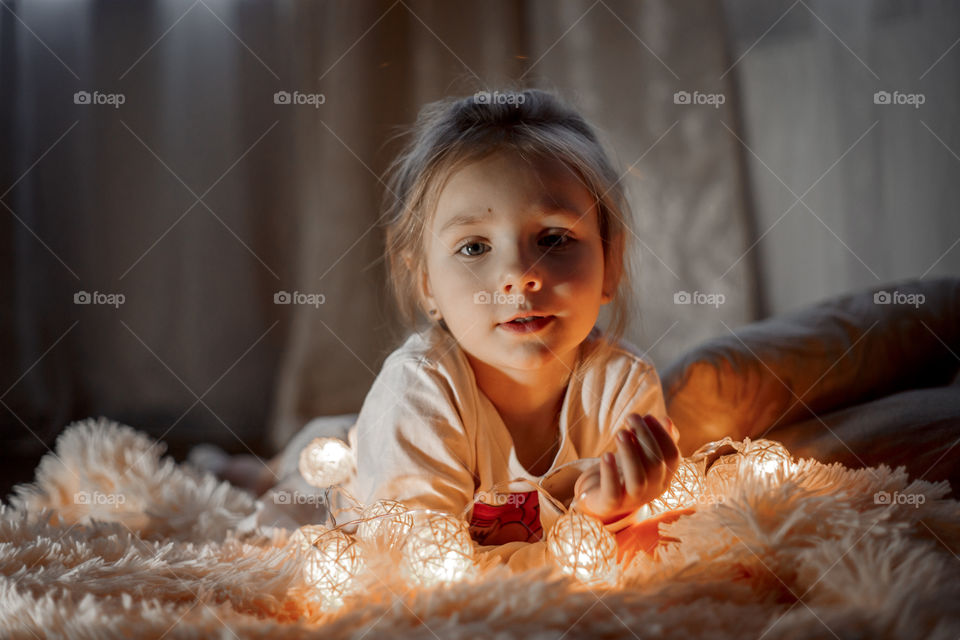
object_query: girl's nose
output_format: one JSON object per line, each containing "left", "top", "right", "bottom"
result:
{"left": 500, "top": 259, "right": 543, "bottom": 294}
{"left": 501, "top": 273, "right": 542, "bottom": 294}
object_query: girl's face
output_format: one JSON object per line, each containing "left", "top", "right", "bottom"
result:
{"left": 421, "top": 150, "right": 615, "bottom": 373}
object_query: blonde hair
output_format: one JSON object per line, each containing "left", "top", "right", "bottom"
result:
{"left": 381, "top": 88, "right": 638, "bottom": 354}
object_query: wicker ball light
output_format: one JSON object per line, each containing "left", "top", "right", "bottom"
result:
{"left": 649, "top": 457, "right": 706, "bottom": 513}
{"left": 401, "top": 511, "right": 475, "bottom": 587}
{"left": 304, "top": 528, "right": 365, "bottom": 610}
{"left": 547, "top": 510, "right": 620, "bottom": 587}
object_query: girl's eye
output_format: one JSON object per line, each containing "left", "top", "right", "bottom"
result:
{"left": 540, "top": 233, "right": 572, "bottom": 250}
{"left": 456, "top": 241, "right": 489, "bottom": 257}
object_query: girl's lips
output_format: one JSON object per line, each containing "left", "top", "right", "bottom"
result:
{"left": 497, "top": 315, "right": 555, "bottom": 334}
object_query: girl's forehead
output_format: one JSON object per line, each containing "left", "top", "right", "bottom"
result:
{"left": 431, "top": 151, "right": 594, "bottom": 220}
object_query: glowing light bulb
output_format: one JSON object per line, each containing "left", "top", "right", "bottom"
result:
{"left": 290, "top": 524, "right": 329, "bottom": 551}
{"left": 303, "top": 528, "right": 365, "bottom": 611}
{"left": 401, "top": 511, "right": 475, "bottom": 587}
{"left": 649, "top": 458, "right": 705, "bottom": 513}
{"left": 743, "top": 439, "right": 793, "bottom": 475}
{"left": 357, "top": 499, "right": 413, "bottom": 549}
{"left": 547, "top": 510, "right": 619, "bottom": 587}
{"left": 299, "top": 437, "right": 354, "bottom": 488}
{"left": 703, "top": 452, "right": 741, "bottom": 500}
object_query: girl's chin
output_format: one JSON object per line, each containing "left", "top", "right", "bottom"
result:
{"left": 454, "top": 322, "right": 585, "bottom": 369}
{"left": 491, "top": 338, "right": 574, "bottom": 370}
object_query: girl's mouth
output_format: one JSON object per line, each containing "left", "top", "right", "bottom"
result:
{"left": 498, "top": 315, "right": 555, "bottom": 334}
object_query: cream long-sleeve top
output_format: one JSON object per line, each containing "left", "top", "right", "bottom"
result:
{"left": 348, "top": 323, "right": 671, "bottom": 548}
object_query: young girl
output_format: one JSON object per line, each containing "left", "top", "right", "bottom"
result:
{"left": 351, "top": 88, "right": 681, "bottom": 549}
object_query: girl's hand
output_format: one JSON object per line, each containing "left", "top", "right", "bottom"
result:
{"left": 572, "top": 414, "right": 681, "bottom": 524}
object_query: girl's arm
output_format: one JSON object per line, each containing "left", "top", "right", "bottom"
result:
{"left": 573, "top": 358, "right": 679, "bottom": 528}
{"left": 353, "top": 356, "right": 476, "bottom": 516}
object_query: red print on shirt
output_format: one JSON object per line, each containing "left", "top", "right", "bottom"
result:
{"left": 468, "top": 490, "right": 542, "bottom": 545}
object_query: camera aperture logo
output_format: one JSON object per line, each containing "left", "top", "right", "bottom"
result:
{"left": 673, "top": 90, "right": 725, "bottom": 109}
{"left": 74, "top": 290, "right": 125, "bottom": 308}
{"left": 474, "top": 91, "right": 525, "bottom": 107}
{"left": 473, "top": 291, "right": 525, "bottom": 305}
{"left": 273, "top": 90, "right": 325, "bottom": 109}
{"left": 274, "top": 290, "right": 325, "bottom": 308}
{"left": 873, "top": 290, "right": 924, "bottom": 308}
{"left": 673, "top": 290, "right": 725, "bottom": 308}
{"left": 74, "top": 90, "right": 125, "bottom": 109}
{"left": 873, "top": 90, "right": 924, "bottom": 109}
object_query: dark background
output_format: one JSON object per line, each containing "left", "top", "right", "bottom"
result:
{"left": 2, "top": 0, "right": 958, "bottom": 497}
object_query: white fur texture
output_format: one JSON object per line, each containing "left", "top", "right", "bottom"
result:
{"left": 2, "top": 418, "right": 959, "bottom": 639}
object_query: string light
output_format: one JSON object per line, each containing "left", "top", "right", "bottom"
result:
{"left": 547, "top": 510, "right": 619, "bottom": 587}
{"left": 289, "top": 433, "right": 794, "bottom": 602}
{"left": 298, "top": 437, "right": 354, "bottom": 488}
{"left": 401, "top": 511, "right": 475, "bottom": 587}
{"left": 303, "top": 528, "right": 365, "bottom": 610}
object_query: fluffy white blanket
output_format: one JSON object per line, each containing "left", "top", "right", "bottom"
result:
{"left": 2, "top": 418, "right": 959, "bottom": 639}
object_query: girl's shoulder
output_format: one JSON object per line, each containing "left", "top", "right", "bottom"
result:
{"left": 381, "top": 325, "right": 474, "bottom": 383}
{"left": 362, "top": 326, "right": 479, "bottom": 429}
{"left": 578, "top": 326, "right": 657, "bottom": 377}
{"left": 571, "top": 329, "right": 666, "bottom": 445}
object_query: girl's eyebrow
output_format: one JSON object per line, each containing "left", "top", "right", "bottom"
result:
{"left": 439, "top": 207, "right": 581, "bottom": 234}
{"left": 440, "top": 211, "right": 489, "bottom": 234}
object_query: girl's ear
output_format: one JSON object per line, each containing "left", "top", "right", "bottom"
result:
{"left": 600, "top": 262, "right": 619, "bottom": 305}
{"left": 601, "top": 236, "right": 626, "bottom": 305}
{"left": 419, "top": 267, "right": 439, "bottom": 315}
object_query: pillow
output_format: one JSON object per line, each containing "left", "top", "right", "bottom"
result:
{"left": 766, "top": 386, "right": 960, "bottom": 494}
{"left": 662, "top": 277, "right": 960, "bottom": 455}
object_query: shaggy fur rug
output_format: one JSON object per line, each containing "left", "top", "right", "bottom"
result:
{"left": 2, "top": 418, "right": 960, "bottom": 639}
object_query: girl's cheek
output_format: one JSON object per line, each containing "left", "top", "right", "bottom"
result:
{"left": 546, "top": 255, "right": 602, "bottom": 289}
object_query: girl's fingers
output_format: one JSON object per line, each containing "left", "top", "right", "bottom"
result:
{"left": 628, "top": 414, "right": 666, "bottom": 492}
{"left": 616, "top": 427, "right": 647, "bottom": 498}
{"left": 599, "top": 451, "right": 624, "bottom": 512}
{"left": 641, "top": 414, "right": 682, "bottom": 483}
{"left": 573, "top": 468, "right": 600, "bottom": 516}
{"left": 666, "top": 417, "right": 680, "bottom": 444}
{"left": 575, "top": 467, "right": 601, "bottom": 497}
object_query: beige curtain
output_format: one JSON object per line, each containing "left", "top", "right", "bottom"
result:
{"left": 1, "top": 0, "right": 756, "bottom": 462}
{"left": 723, "top": 0, "right": 960, "bottom": 316}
